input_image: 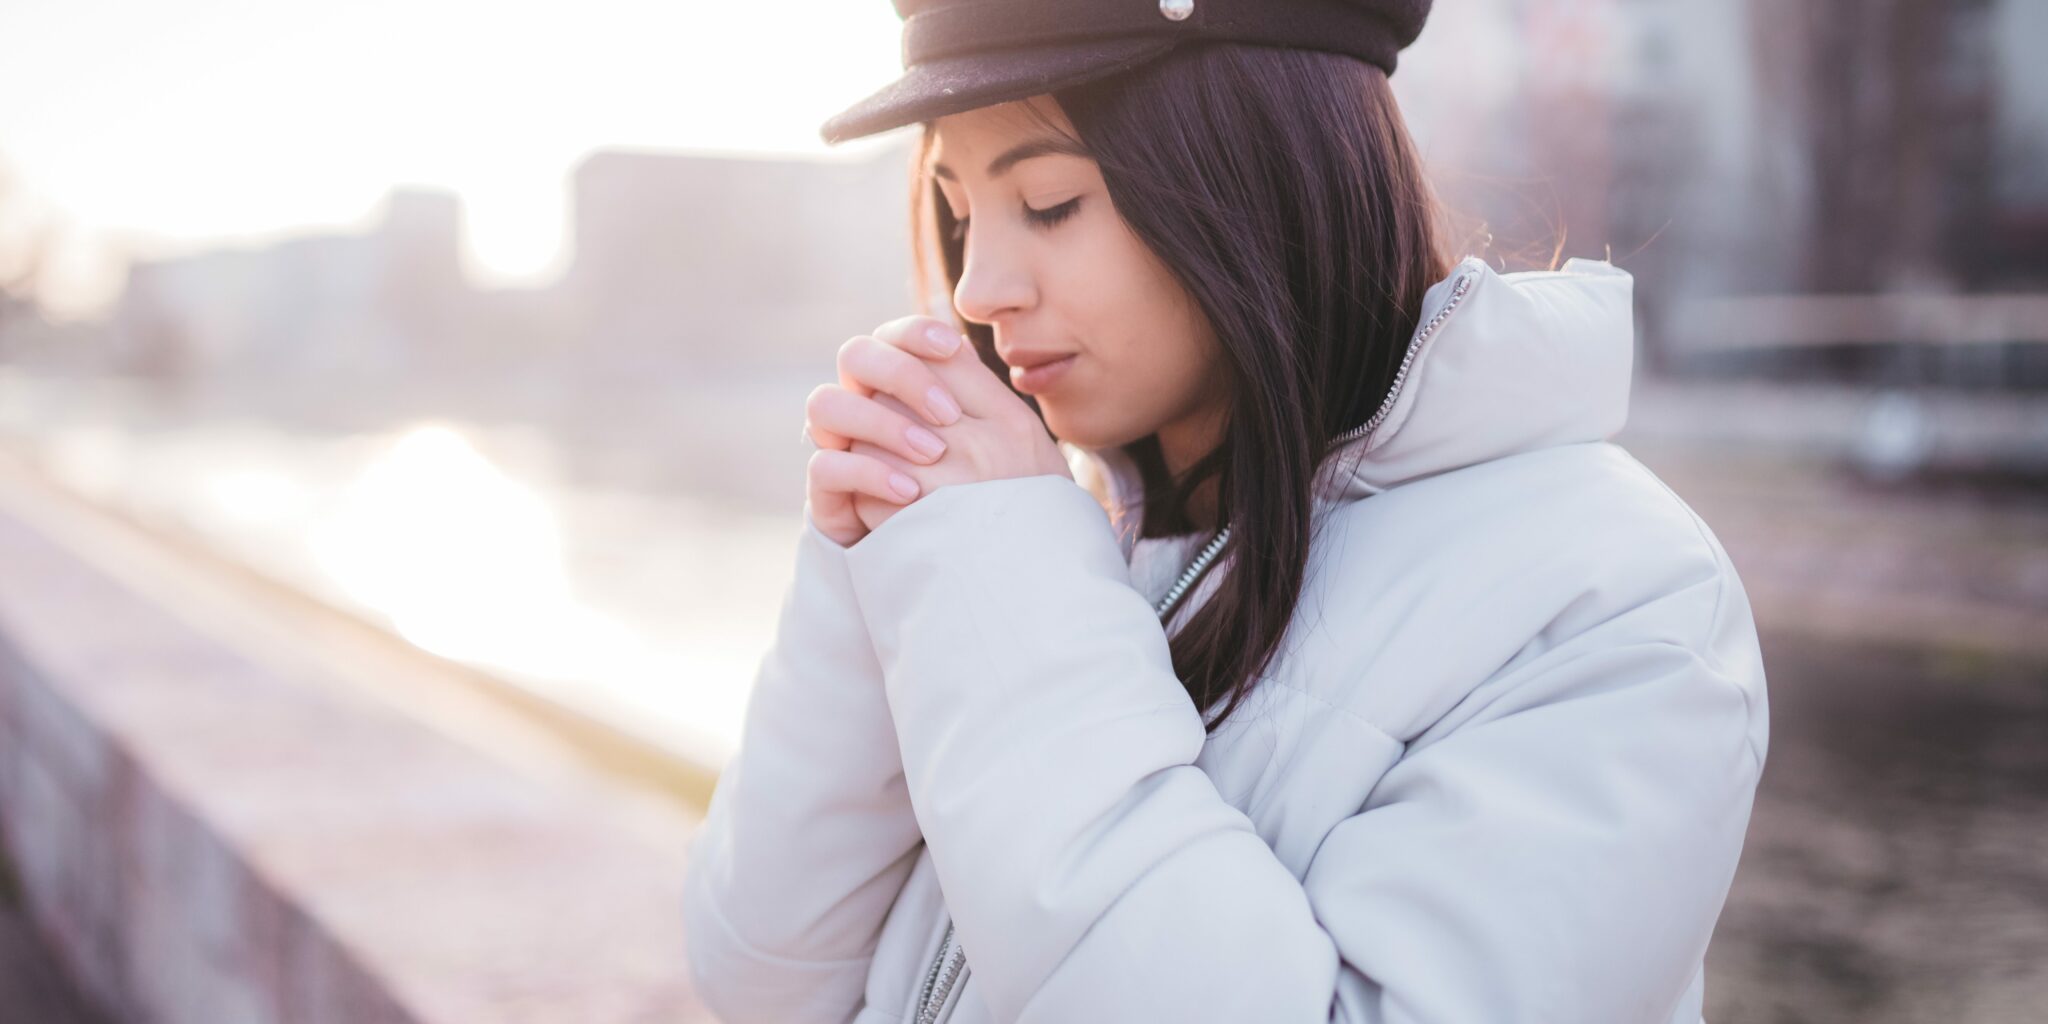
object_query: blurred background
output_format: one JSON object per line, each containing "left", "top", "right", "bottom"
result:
{"left": 0, "top": 0, "right": 2043, "bottom": 1021}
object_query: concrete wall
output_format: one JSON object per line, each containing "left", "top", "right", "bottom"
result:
{"left": 0, "top": 455, "right": 718, "bottom": 1024}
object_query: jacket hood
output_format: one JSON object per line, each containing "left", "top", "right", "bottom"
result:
{"left": 1062, "top": 255, "right": 1637, "bottom": 535}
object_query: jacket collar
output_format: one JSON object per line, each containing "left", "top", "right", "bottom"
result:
{"left": 1061, "top": 255, "right": 1637, "bottom": 540}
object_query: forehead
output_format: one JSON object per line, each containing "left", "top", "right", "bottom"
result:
{"left": 929, "top": 97, "right": 1086, "bottom": 179}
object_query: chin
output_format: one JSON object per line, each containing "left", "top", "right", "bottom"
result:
{"left": 1041, "top": 405, "right": 1148, "bottom": 453}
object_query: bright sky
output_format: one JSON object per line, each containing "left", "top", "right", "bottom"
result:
{"left": 0, "top": 0, "right": 911, "bottom": 319}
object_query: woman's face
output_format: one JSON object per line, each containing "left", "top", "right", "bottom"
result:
{"left": 930, "top": 96, "right": 1228, "bottom": 471}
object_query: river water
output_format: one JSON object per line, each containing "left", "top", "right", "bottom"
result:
{"left": 0, "top": 370, "right": 808, "bottom": 768}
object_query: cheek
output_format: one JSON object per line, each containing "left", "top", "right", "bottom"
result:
{"left": 1043, "top": 346, "right": 1210, "bottom": 450}
{"left": 1087, "top": 226, "right": 1212, "bottom": 381}
{"left": 1042, "top": 228, "right": 1219, "bottom": 441}
{"left": 1062, "top": 217, "right": 1191, "bottom": 368}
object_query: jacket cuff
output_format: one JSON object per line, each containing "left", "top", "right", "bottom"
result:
{"left": 843, "top": 474, "right": 1150, "bottom": 691}
{"left": 681, "top": 508, "right": 923, "bottom": 989}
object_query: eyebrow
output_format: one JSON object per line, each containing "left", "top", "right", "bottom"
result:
{"left": 932, "top": 136, "right": 1093, "bottom": 181}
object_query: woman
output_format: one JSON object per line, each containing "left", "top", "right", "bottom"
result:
{"left": 683, "top": 2, "right": 1769, "bottom": 1021}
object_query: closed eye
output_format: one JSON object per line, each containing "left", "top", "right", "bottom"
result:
{"left": 948, "top": 197, "right": 1083, "bottom": 243}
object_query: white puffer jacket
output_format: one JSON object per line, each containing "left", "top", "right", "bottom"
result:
{"left": 682, "top": 255, "right": 1771, "bottom": 1024}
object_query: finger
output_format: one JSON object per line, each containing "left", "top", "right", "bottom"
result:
{"left": 838, "top": 333, "right": 962, "bottom": 428}
{"left": 849, "top": 435, "right": 936, "bottom": 501}
{"left": 807, "top": 448, "right": 921, "bottom": 505}
{"left": 848, "top": 433, "right": 919, "bottom": 477}
{"left": 872, "top": 313, "right": 969, "bottom": 360}
{"left": 801, "top": 384, "right": 854, "bottom": 451}
{"left": 873, "top": 315, "right": 1018, "bottom": 419}
{"left": 805, "top": 482, "right": 855, "bottom": 536}
{"left": 806, "top": 383, "right": 949, "bottom": 465}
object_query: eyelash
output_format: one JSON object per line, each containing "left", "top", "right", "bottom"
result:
{"left": 947, "top": 197, "right": 1082, "bottom": 243}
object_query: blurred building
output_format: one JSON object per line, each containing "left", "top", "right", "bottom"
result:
{"left": 106, "top": 142, "right": 922, "bottom": 406}
{"left": 1401, "top": 0, "right": 2046, "bottom": 387}
{"left": 111, "top": 188, "right": 470, "bottom": 386}
{"left": 561, "top": 144, "right": 916, "bottom": 382}
{"left": 1396, "top": 0, "right": 1772, "bottom": 364}
{"left": 1746, "top": 0, "right": 2048, "bottom": 296}
{"left": 1662, "top": 0, "right": 2048, "bottom": 395}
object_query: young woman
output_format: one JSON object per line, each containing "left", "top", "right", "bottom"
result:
{"left": 683, "top": 3, "right": 1769, "bottom": 1022}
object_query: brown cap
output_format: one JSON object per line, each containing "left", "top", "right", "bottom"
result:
{"left": 820, "top": 0, "right": 1433, "bottom": 144}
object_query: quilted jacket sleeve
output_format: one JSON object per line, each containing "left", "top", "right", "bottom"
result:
{"left": 841, "top": 472, "right": 1767, "bottom": 1023}
{"left": 681, "top": 511, "right": 924, "bottom": 1024}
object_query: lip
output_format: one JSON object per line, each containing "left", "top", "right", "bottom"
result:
{"left": 1010, "top": 353, "right": 1078, "bottom": 395}
{"left": 999, "top": 347, "right": 1076, "bottom": 370}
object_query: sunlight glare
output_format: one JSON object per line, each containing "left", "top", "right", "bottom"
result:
{"left": 309, "top": 423, "right": 641, "bottom": 679}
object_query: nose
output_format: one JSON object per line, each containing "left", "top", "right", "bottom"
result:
{"left": 950, "top": 229, "right": 1037, "bottom": 328}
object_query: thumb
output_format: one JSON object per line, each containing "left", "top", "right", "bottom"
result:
{"left": 924, "top": 322, "right": 1029, "bottom": 418}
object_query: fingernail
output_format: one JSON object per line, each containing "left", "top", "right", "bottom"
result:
{"left": 926, "top": 323, "right": 962, "bottom": 356}
{"left": 889, "top": 472, "right": 920, "bottom": 499}
{"left": 906, "top": 424, "right": 946, "bottom": 459}
{"left": 926, "top": 386, "right": 961, "bottom": 424}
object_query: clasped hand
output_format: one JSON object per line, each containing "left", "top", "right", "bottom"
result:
{"left": 803, "top": 315, "right": 1073, "bottom": 547}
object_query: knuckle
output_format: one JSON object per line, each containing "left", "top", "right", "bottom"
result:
{"left": 869, "top": 317, "right": 908, "bottom": 344}
{"left": 836, "top": 335, "right": 870, "bottom": 368}
{"left": 877, "top": 314, "right": 931, "bottom": 341}
{"left": 1001, "top": 416, "right": 1038, "bottom": 446}
{"left": 871, "top": 390, "right": 914, "bottom": 421}
{"left": 867, "top": 337, "right": 912, "bottom": 373}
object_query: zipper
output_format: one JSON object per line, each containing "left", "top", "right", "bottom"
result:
{"left": 1336, "top": 268, "right": 1476, "bottom": 448}
{"left": 913, "top": 920, "right": 966, "bottom": 1024}
{"left": 1152, "top": 523, "right": 1233, "bottom": 620}
{"left": 908, "top": 267, "right": 1477, "bottom": 1023}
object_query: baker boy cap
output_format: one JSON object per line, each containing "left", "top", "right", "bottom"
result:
{"left": 820, "top": 0, "right": 1434, "bottom": 145}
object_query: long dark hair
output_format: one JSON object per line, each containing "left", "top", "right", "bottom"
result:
{"left": 908, "top": 43, "right": 1452, "bottom": 733}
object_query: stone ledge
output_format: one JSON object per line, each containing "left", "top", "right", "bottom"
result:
{"left": 0, "top": 456, "right": 719, "bottom": 1023}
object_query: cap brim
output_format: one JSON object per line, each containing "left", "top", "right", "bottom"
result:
{"left": 820, "top": 36, "right": 1177, "bottom": 145}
